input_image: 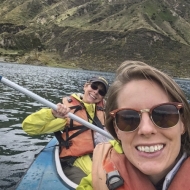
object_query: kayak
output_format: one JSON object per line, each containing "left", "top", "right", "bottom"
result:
{"left": 15, "top": 137, "right": 78, "bottom": 190}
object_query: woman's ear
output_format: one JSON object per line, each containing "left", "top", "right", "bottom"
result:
{"left": 114, "top": 122, "right": 121, "bottom": 140}
{"left": 181, "top": 122, "right": 186, "bottom": 135}
{"left": 181, "top": 125, "right": 186, "bottom": 135}
{"left": 83, "top": 83, "right": 88, "bottom": 91}
{"left": 180, "top": 115, "right": 186, "bottom": 135}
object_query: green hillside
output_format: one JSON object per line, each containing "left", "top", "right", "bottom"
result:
{"left": 0, "top": 0, "right": 190, "bottom": 77}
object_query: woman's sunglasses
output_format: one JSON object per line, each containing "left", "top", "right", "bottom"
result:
{"left": 110, "top": 102, "right": 183, "bottom": 132}
{"left": 90, "top": 83, "right": 106, "bottom": 96}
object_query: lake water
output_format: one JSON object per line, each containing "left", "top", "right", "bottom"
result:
{"left": 0, "top": 62, "right": 115, "bottom": 189}
{"left": 0, "top": 62, "right": 190, "bottom": 189}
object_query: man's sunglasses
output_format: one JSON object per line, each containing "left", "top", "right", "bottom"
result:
{"left": 90, "top": 83, "right": 106, "bottom": 96}
{"left": 110, "top": 102, "right": 183, "bottom": 132}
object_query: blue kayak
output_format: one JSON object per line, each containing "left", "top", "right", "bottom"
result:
{"left": 15, "top": 137, "right": 77, "bottom": 190}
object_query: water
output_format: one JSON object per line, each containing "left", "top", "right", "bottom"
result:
{"left": 0, "top": 62, "right": 115, "bottom": 190}
{"left": 0, "top": 62, "right": 190, "bottom": 189}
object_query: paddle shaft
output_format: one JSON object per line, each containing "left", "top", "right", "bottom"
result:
{"left": 0, "top": 76, "right": 113, "bottom": 140}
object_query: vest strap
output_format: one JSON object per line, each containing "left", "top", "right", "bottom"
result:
{"left": 60, "top": 156, "right": 78, "bottom": 169}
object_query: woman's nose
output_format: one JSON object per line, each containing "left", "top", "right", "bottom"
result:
{"left": 137, "top": 112, "right": 157, "bottom": 136}
{"left": 93, "top": 88, "right": 99, "bottom": 93}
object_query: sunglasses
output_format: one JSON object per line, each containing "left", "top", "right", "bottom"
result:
{"left": 110, "top": 102, "right": 183, "bottom": 132}
{"left": 90, "top": 83, "right": 106, "bottom": 96}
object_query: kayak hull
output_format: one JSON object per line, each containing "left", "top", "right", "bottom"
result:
{"left": 16, "top": 137, "right": 76, "bottom": 190}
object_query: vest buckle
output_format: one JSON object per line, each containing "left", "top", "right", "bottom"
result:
{"left": 106, "top": 170, "right": 124, "bottom": 190}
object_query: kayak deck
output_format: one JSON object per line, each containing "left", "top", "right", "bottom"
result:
{"left": 16, "top": 137, "right": 76, "bottom": 190}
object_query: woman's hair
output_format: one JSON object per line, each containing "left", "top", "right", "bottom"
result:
{"left": 105, "top": 60, "right": 190, "bottom": 155}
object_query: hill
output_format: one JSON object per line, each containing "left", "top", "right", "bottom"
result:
{"left": 0, "top": 0, "right": 190, "bottom": 77}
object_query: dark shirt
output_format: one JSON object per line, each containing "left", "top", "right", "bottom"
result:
{"left": 154, "top": 177, "right": 165, "bottom": 190}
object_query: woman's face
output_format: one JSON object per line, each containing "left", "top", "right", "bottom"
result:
{"left": 115, "top": 79, "right": 184, "bottom": 184}
{"left": 83, "top": 82, "right": 105, "bottom": 104}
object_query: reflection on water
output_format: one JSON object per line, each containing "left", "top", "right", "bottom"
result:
{"left": 0, "top": 62, "right": 190, "bottom": 189}
{"left": 0, "top": 62, "right": 115, "bottom": 189}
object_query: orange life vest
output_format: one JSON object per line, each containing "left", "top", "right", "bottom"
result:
{"left": 57, "top": 95, "right": 105, "bottom": 158}
{"left": 92, "top": 143, "right": 190, "bottom": 190}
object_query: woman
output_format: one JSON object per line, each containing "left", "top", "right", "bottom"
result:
{"left": 77, "top": 61, "right": 190, "bottom": 190}
{"left": 22, "top": 76, "right": 109, "bottom": 184}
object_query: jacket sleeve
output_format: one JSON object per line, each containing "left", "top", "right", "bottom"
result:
{"left": 22, "top": 108, "right": 67, "bottom": 135}
{"left": 76, "top": 173, "right": 93, "bottom": 190}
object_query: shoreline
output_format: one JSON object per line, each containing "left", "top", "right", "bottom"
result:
{"left": 0, "top": 58, "right": 189, "bottom": 80}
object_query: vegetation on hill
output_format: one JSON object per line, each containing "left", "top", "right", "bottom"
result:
{"left": 0, "top": 0, "right": 190, "bottom": 77}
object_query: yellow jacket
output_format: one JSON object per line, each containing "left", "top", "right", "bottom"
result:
{"left": 22, "top": 93, "right": 104, "bottom": 175}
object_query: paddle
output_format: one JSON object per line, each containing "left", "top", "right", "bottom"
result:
{"left": 0, "top": 76, "right": 113, "bottom": 140}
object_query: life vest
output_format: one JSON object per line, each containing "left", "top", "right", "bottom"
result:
{"left": 92, "top": 143, "right": 190, "bottom": 190}
{"left": 56, "top": 95, "right": 105, "bottom": 159}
